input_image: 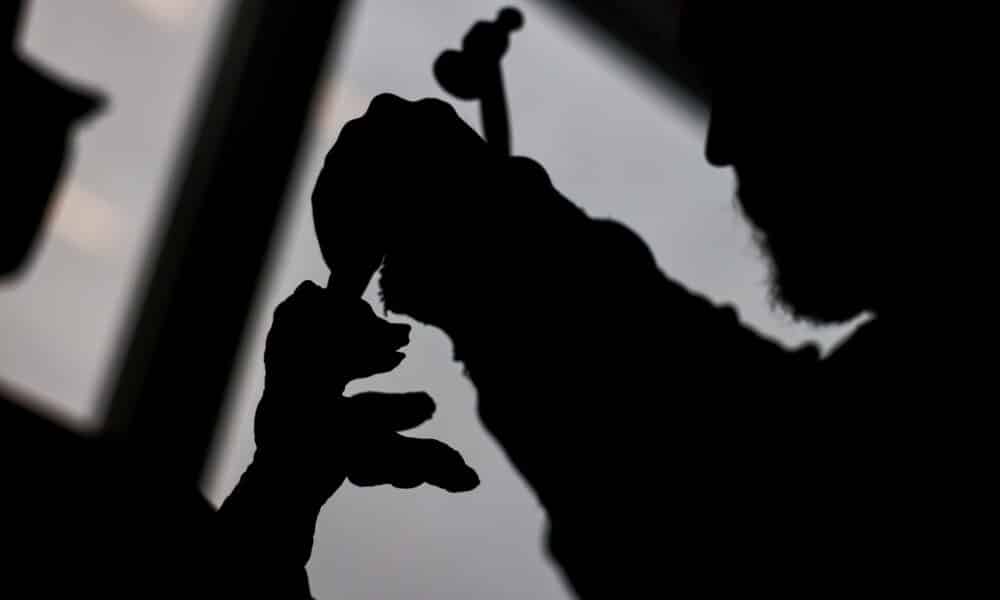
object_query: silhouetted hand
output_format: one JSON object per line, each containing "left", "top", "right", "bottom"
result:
{"left": 313, "top": 93, "right": 511, "bottom": 302}
{"left": 315, "top": 93, "right": 590, "bottom": 330}
{"left": 253, "top": 280, "right": 479, "bottom": 507}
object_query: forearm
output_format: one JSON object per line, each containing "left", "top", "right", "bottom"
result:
{"left": 216, "top": 451, "right": 327, "bottom": 599}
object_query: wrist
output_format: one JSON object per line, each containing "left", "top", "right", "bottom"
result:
{"left": 243, "top": 449, "right": 345, "bottom": 513}
{"left": 219, "top": 451, "right": 340, "bottom": 569}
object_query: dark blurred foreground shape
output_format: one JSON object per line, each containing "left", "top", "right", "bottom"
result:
{"left": 2, "top": 1, "right": 348, "bottom": 596}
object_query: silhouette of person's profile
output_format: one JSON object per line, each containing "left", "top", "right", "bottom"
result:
{"left": 313, "top": 4, "right": 988, "bottom": 598}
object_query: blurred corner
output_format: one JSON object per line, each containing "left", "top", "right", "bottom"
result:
{"left": 100, "top": 1, "right": 353, "bottom": 486}
{"left": 540, "top": 0, "right": 709, "bottom": 116}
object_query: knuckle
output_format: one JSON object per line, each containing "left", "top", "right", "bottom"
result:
{"left": 416, "top": 97, "right": 456, "bottom": 120}
{"left": 369, "top": 92, "right": 409, "bottom": 116}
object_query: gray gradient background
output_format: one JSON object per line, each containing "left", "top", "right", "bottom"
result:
{"left": 1, "top": 1, "right": 854, "bottom": 598}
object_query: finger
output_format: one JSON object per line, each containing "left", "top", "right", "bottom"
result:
{"left": 348, "top": 349, "right": 407, "bottom": 382}
{"left": 346, "top": 391, "right": 436, "bottom": 431}
{"left": 401, "top": 436, "right": 479, "bottom": 492}
{"left": 346, "top": 435, "right": 412, "bottom": 487}
{"left": 347, "top": 434, "right": 480, "bottom": 493}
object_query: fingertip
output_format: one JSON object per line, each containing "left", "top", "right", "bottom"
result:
{"left": 458, "top": 466, "right": 481, "bottom": 491}
{"left": 408, "top": 391, "right": 436, "bottom": 416}
{"left": 439, "top": 465, "right": 480, "bottom": 493}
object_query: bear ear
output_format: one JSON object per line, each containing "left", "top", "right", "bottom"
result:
{"left": 14, "top": 56, "right": 107, "bottom": 125}
{"left": 7, "top": 0, "right": 106, "bottom": 127}
{"left": 59, "top": 79, "right": 106, "bottom": 123}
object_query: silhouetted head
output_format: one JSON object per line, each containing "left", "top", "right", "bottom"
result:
{"left": 3, "top": 0, "right": 104, "bottom": 278}
{"left": 682, "top": 5, "right": 965, "bottom": 325}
